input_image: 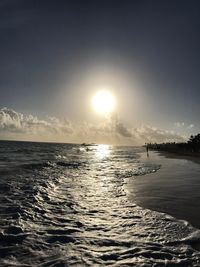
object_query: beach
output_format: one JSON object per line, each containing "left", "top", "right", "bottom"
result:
{"left": 127, "top": 151, "right": 200, "bottom": 229}
{"left": 0, "top": 141, "right": 200, "bottom": 266}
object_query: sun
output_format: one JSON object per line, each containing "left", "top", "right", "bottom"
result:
{"left": 92, "top": 90, "right": 116, "bottom": 114}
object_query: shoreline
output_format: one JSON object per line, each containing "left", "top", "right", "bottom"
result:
{"left": 127, "top": 151, "right": 200, "bottom": 229}
{"left": 151, "top": 149, "right": 200, "bottom": 164}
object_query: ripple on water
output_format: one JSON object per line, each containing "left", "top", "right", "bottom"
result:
{"left": 0, "top": 144, "right": 200, "bottom": 266}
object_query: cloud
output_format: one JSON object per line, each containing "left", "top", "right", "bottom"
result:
{"left": 174, "top": 122, "right": 185, "bottom": 128}
{"left": 134, "top": 125, "right": 186, "bottom": 144}
{"left": 174, "top": 121, "right": 195, "bottom": 129}
{"left": 115, "top": 121, "right": 132, "bottom": 138}
{"left": 0, "top": 107, "right": 186, "bottom": 145}
{"left": 0, "top": 107, "right": 73, "bottom": 141}
{"left": 0, "top": 107, "right": 23, "bottom": 132}
{"left": 188, "top": 124, "right": 194, "bottom": 129}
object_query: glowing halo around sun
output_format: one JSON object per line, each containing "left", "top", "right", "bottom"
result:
{"left": 92, "top": 90, "right": 116, "bottom": 115}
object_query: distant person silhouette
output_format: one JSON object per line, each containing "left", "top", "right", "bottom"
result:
{"left": 146, "top": 144, "right": 149, "bottom": 157}
{"left": 146, "top": 144, "right": 149, "bottom": 153}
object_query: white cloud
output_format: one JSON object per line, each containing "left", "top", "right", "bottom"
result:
{"left": 0, "top": 107, "right": 187, "bottom": 145}
{"left": 174, "top": 122, "right": 185, "bottom": 128}
{"left": 133, "top": 125, "right": 185, "bottom": 144}
{"left": 0, "top": 107, "right": 73, "bottom": 141}
{"left": 174, "top": 121, "right": 195, "bottom": 130}
{"left": 188, "top": 124, "right": 194, "bottom": 129}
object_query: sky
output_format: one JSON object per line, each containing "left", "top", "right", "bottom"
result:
{"left": 0, "top": 0, "right": 200, "bottom": 145}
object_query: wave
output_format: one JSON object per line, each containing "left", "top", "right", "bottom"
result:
{"left": 0, "top": 143, "right": 200, "bottom": 266}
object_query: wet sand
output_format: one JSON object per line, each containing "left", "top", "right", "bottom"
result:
{"left": 158, "top": 150, "right": 200, "bottom": 165}
{"left": 127, "top": 151, "right": 200, "bottom": 229}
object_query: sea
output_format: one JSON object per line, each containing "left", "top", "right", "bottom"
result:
{"left": 0, "top": 140, "right": 200, "bottom": 266}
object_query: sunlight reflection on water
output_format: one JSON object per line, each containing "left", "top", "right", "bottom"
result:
{"left": 1, "top": 142, "right": 200, "bottom": 266}
{"left": 95, "top": 144, "right": 111, "bottom": 159}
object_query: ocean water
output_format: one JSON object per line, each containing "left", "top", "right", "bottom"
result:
{"left": 0, "top": 140, "right": 200, "bottom": 266}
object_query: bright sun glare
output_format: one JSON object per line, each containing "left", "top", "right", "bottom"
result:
{"left": 92, "top": 90, "right": 116, "bottom": 114}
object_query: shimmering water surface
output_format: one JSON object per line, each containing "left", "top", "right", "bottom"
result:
{"left": 0, "top": 140, "right": 200, "bottom": 266}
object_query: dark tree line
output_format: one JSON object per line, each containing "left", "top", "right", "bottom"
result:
{"left": 147, "top": 133, "right": 200, "bottom": 154}
{"left": 187, "top": 134, "right": 200, "bottom": 152}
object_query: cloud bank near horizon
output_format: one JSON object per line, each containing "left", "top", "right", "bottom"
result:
{"left": 0, "top": 107, "right": 186, "bottom": 145}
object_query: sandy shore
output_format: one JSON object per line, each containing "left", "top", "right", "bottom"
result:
{"left": 156, "top": 150, "right": 200, "bottom": 164}
{"left": 126, "top": 151, "right": 200, "bottom": 229}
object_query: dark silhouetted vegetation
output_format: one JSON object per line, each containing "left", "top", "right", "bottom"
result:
{"left": 147, "top": 133, "right": 200, "bottom": 156}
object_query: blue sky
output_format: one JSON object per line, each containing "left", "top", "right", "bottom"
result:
{"left": 0, "top": 0, "right": 200, "bottom": 144}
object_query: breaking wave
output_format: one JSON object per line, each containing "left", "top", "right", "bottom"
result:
{"left": 0, "top": 141, "right": 200, "bottom": 266}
